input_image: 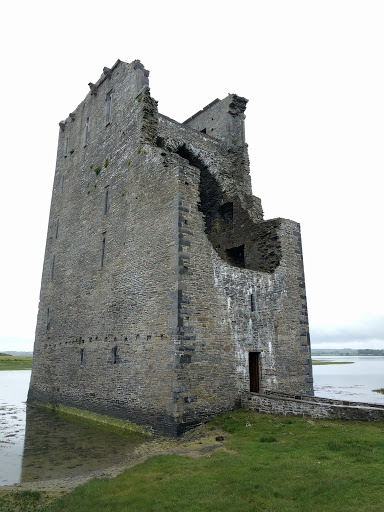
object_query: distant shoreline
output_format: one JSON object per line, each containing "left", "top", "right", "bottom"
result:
{"left": 312, "top": 360, "right": 355, "bottom": 366}
{"left": 312, "top": 349, "right": 384, "bottom": 356}
{"left": 0, "top": 353, "right": 33, "bottom": 371}
{"left": 0, "top": 351, "right": 33, "bottom": 357}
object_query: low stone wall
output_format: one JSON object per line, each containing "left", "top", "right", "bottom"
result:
{"left": 258, "top": 389, "right": 384, "bottom": 410}
{"left": 242, "top": 391, "right": 384, "bottom": 421}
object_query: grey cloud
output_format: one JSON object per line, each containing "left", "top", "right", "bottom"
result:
{"left": 311, "top": 314, "right": 384, "bottom": 344}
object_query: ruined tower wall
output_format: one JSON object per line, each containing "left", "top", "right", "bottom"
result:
{"left": 183, "top": 95, "right": 247, "bottom": 150}
{"left": 161, "top": 193, "right": 313, "bottom": 429}
{"left": 29, "top": 62, "right": 188, "bottom": 433}
{"left": 158, "top": 114, "right": 262, "bottom": 219}
{"left": 210, "top": 220, "right": 312, "bottom": 395}
{"left": 166, "top": 161, "right": 241, "bottom": 429}
{"left": 155, "top": 101, "right": 313, "bottom": 429}
{"left": 29, "top": 59, "right": 313, "bottom": 436}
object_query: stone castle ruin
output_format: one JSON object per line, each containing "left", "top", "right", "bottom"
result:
{"left": 28, "top": 59, "right": 313, "bottom": 436}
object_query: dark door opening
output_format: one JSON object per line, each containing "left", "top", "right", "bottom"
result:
{"left": 249, "top": 352, "right": 260, "bottom": 392}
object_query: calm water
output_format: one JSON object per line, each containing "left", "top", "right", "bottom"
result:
{"left": 0, "top": 371, "right": 30, "bottom": 485}
{"left": 0, "top": 370, "right": 147, "bottom": 486}
{"left": 313, "top": 356, "right": 384, "bottom": 404}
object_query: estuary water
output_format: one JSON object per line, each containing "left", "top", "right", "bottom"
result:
{"left": 312, "top": 356, "right": 384, "bottom": 404}
{"left": 0, "top": 371, "right": 30, "bottom": 485}
{"left": 0, "top": 370, "right": 147, "bottom": 487}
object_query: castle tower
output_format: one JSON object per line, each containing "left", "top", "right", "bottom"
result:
{"left": 28, "top": 59, "right": 313, "bottom": 436}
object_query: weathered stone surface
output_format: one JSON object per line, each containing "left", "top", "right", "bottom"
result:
{"left": 242, "top": 391, "right": 384, "bottom": 421}
{"left": 28, "top": 59, "right": 313, "bottom": 436}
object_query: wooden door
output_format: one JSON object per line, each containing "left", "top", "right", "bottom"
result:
{"left": 249, "top": 352, "right": 260, "bottom": 392}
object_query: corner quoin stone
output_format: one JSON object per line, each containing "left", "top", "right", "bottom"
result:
{"left": 28, "top": 59, "right": 313, "bottom": 436}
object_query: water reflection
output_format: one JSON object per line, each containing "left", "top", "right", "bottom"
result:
{"left": 0, "top": 369, "right": 147, "bottom": 487}
{"left": 21, "top": 405, "right": 144, "bottom": 483}
{"left": 0, "top": 370, "right": 30, "bottom": 485}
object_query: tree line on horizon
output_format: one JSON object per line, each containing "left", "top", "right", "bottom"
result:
{"left": 311, "top": 348, "right": 384, "bottom": 356}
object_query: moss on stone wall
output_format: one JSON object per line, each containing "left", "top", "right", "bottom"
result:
{"left": 32, "top": 403, "right": 151, "bottom": 437}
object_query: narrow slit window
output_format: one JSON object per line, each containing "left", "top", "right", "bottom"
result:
{"left": 104, "top": 186, "right": 109, "bottom": 215}
{"left": 61, "top": 175, "right": 65, "bottom": 193}
{"left": 51, "top": 255, "right": 55, "bottom": 281}
{"left": 112, "top": 345, "right": 118, "bottom": 364}
{"left": 80, "top": 348, "right": 85, "bottom": 365}
{"left": 46, "top": 308, "right": 50, "bottom": 331}
{"left": 55, "top": 218, "right": 60, "bottom": 239}
{"left": 84, "top": 117, "right": 90, "bottom": 146}
{"left": 101, "top": 232, "right": 106, "bottom": 267}
{"left": 106, "top": 91, "right": 113, "bottom": 124}
{"left": 64, "top": 136, "right": 69, "bottom": 157}
{"left": 250, "top": 293, "right": 256, "bottom": 312}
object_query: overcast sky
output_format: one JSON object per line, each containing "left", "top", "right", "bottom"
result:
{"left": 0, "top": 0, "right": 383, "bottom": 351}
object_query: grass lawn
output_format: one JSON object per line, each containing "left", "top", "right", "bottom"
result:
{"left": 3, "top": 409, "right": 384, "bottom": 512}
{"left": 0, "top": 353, "right": 33, "bottom": 370}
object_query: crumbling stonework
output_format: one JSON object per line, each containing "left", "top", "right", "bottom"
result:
{"left": 28, "top": 59, "right": 313, "bottom": 436}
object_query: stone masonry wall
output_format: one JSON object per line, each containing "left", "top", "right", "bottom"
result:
{"left": 184, "top": 94, "right": 248, "bottom": 152}
{"left": 158, "top": 105, "right": 313, "bottom": 409}
{"left": 242, "top": 392, "right": 384, "bottom": 421}
{"left": 29, "top": 61, "right": 185, "bottom": 434}
{"left": 29, "top": 59, "right": 313, "bottom": 436}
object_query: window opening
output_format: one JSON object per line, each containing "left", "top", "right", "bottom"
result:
{"left": 112, "top": 345, "right": 118, "bottom": 364}
{"left": 101, "top": 232, "right": 106, "bottom": 267}
{"left": 61, "top": 175, "right": 65, "bottom": 193}
{"left": 84, "top": 117, "right": 89, "bottom": 146}
{"left": 104, "top": 186, "right": 109, "bottom": 215}
{"left": 226, "top": 245, "right": 245, "bottom": 268}
{"left": 46, "top": 308, "right": 51, "bottom": 331}
{"left": 80, "top": 348, "right": 85, "bottom": 365}
{"left": 250, "top": 293, "right": 256, "bottom": 312}
{"left": 55, "top": 218, "right": 60, "bottom": 239}
{"left": 218, "top": 202, "right": 233, "bottom": 225}
{"left": 51, "top": 255, "right": 55, "bottom": 281}
{"left": 200, "top": 128, "right": 207, "bottom": 134}
{"left": 106, "top": 91, "right": 113, "bottom": 124}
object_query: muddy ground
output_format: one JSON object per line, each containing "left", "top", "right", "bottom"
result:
{"left": 0, "top": 424, "right": 228, "bottom": 501}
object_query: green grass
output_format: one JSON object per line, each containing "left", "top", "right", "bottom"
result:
{"left": 373, "top": 388, "right": 384, "bottom": 395}
{"left": 0, "top": 490, "right": 63, "bottom": 512}
{"left": 8, "top": 410, "right": 382, "bottom": 512}
{"left": 312, "top": 361, "right": 355, "bottom": 365}
{"left": 0, "top": 354, "right": 33, "bottom": 370}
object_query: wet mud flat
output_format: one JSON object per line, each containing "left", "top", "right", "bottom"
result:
{"left": 3, "top": 404, "right": 226, "bottom": 494}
